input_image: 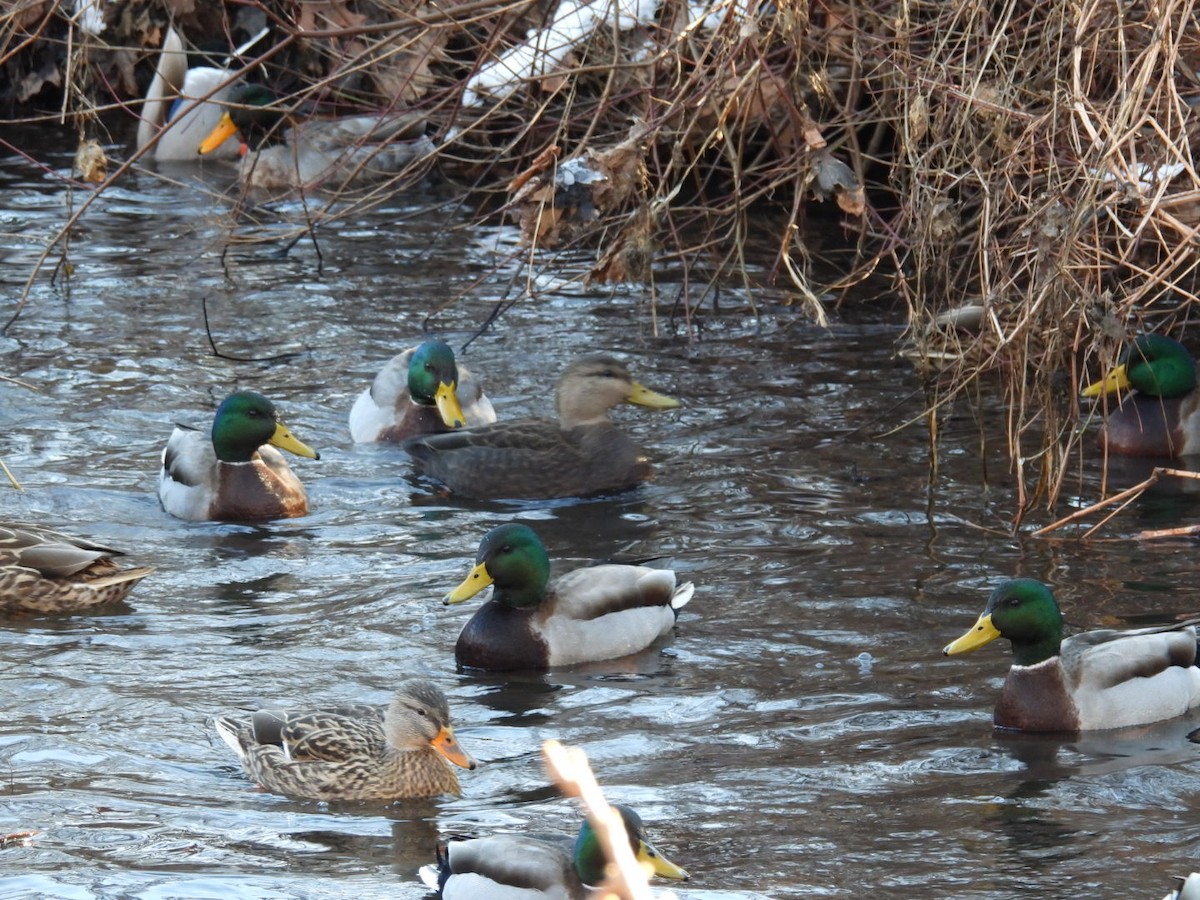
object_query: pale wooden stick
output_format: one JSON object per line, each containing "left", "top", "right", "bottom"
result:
{"left": 542, "top": 740, "right": 678, "bottom": 900}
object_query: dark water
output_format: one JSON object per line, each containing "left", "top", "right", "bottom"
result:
{"left": 3, "top": 126, "right": 1200, "bottom": 899}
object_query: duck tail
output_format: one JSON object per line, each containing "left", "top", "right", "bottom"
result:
{"left": 671, "top": 581, "right": 694, "bottom": 611}
{"left": 213, "top": 717, "right": 248, "bottom": 760}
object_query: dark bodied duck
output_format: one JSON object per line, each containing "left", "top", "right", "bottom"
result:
{"left": 444, "top": 523, "right": 693, "bottom": 670}
{"left": 214, "top": 679, "right": 476, "bottom": 802}
{"left": 419, "top": 804, "right": 688, "bottom": 899}
{"left": 944, "top": 578, "right": 1200, "bottom": 732}
{"left": 158, "top": 391, "right": 319, "bottom": 521}
{"left": 1082, "top": 333, "right": 1200, "bottom": 457}
{"left": 0, "top": 523, "right": 152, "bottom": 614}
{"left": 405, "top": 355, "right": 680, "bottom": 500}
{"left": 198, "top": 83, "right": 432, "bottom": 190}
{"left": 349, "top": 341, "right": 495, "bottom": 443}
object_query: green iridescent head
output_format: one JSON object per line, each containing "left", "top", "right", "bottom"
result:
{"left": 943, "top": 578, "right": 1064, "bottom": 667}
{"left": 408, "top": 341, "right": 466, "bottom": 427}
{"left": 443, "top": 523, "right": 551, "bottom": 609}
{"left": 573, "top": 804, "right": 689, "bottom": 885}
{"left": 1083, "top": 334, "right": 1196, "bottom": 400}
{"left": 210, "top": 391, "right": 319, "bottom": 464}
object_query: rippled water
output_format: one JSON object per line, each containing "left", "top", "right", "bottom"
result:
{"left": 4, "top": 125, "right": 1200, "bottom": 899}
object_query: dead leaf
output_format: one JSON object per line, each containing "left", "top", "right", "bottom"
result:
{"left": 74, "top": 139, "right": 108, "bottom": 184}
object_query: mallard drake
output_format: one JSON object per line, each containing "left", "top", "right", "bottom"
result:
{"left": 349, "top": 341, "right": 495, "bottom": 443}
{"left": 1082, "top": 333, "right": 1200, "bottom": 457}
{"left": 405, "top": 355, "right": 680, "bottom": 500}
{"left": 197, "top": 83, "right": 433, "bottom": 191}
{"left": 214, "top": 679, "right": 476, "bottom": 802}
{"left": 419, "top": 804, "right": 688, "bottom": 898}
{"left": 943, "top": 578, "right": 1200, "bottom": 732}
{"left": 136, "top": 27, "right": 239, "bottom": 161}
{"left": 158, "top": 390, "right": 320, "bottom": 522}
{"left": 0, "top": 523, "right": 152, "bottom": 614}
{"left": 444, "top": 523, "right": 693, "bottom": 670}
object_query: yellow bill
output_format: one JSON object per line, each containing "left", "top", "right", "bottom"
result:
{"left": 431, "top": 724, "right": 476, "bottom": 770}
{"left": 444, "top": 562, "right": 493, "bottom": 605}
{"left": 435, "top": 381, "right": 467, "bottom": 428}
{"left": 627, "top": 381, "right": 681, "bottom": 410}
{"left": 270, "top": 422, "right": 320, "bottom": 460}
{"left": 1081, "top": 363, "right": 1131, "bottom": 398}
{"left": 943, "top": 613, "right": 1002, "bottom": 655}
{"left": 198, "top": 112, "right": 239, "bottom": 155}
{"left": 637, "top": 838, "right": 689, "bottom": 880}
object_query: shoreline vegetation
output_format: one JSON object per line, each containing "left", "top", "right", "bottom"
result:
{"left": 3, "top": 0, "right": 1199, "bottom": 521}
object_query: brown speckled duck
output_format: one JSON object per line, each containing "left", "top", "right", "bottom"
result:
{"left": 349, "top": 341, "right": 495, "bottom": 443}
{"left": 1082, "top": 334, "right": 1200, "bottom": 457}
{"left": 444, "top": 523, "right": 693, "bottom": 671}
{"left": 158, "top": 391, "right": 319, "bottom": 522}
{"left": 404, "top": 355, "right": 679, "bottom": 500}
{"left": 944, "top": 578, "right": 1200, "bottom": 732}
{"left": 0, "top": 523, "right": 152, "bottom": 614}
{"left": 214, "top": 679, "right": 476, "bottom": 802}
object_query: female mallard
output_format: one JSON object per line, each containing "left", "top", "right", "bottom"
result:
{"left": 0, "top": 523, "right": 152, "bottom": 614}
{"left": 158, "top": 391, "right": 320, "bottom": 522}
{"left": 444, "top": 523, "right": 693, "bottom": 670}
{"left": 1082, "top": 333, "right": 1200, "bottom": 457}
{"left": 349, "top": 341, "right": 495, "bottom": 443}
{"left": 197, "top": 83, "right": 432, "bottom": 191}
{"left": 214, "top": 679, "right": 476, "bottom": 802}
{"left": 943, "top": 578, "right": 1200, "bottom": 732}
{"left": 136, "top": 27, "right": 240, "bottom": 161}
{"left": 420, "top": 804, "right": 688, "bottom": 898}
{"left": 405, "top": 355, "right": 680, "bottom": 500}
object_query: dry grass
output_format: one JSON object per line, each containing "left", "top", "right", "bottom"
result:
{"left": 3, "top": 0, "right": 1199, "bottom": 519}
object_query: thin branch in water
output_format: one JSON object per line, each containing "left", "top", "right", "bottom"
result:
{"left": 202, "top": 296, "right": 305, "bottom": 363}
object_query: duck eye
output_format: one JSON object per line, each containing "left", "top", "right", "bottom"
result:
{"left": 416, "top": 707, "right": 427, "bottom": 717}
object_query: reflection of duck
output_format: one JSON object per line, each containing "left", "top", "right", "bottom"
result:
{"left": 135, "top": 27, "right": 251, "bottom": 161}
{"left": 349, "top": 341, "right": 495, "bottom": 443}
{"left": 445, "top": 523, "right": 693, "bottom": 670}
{"left": 215, "top": 679, "right": 476, "bottom": 801}
{"left": 1082, "top": 334, "right": 1200, "bottom": 457}
{"left": 198, "top": 84, "right": 432, "bottom": 190}
{"left": 0, "top": 523, "right": 152, "bottom": 613}
{"left": 944, "top": 578, "right": 1200, "bottom": 731}
{"left": 158, "top": 391, "right": 319, "bottom": 522}
{"left": 405, "top": 355, "right": 680, "bottom": 499}
{"left": 420, "top": 804, "right": 687, "bottom": 898}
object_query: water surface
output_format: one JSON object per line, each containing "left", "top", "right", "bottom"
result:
{"left": 2, "top": 127, "right": 1200, "bottom": 899}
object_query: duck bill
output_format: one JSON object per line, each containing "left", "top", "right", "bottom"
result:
{"left": 431, "top": 724, "right": 476, "bottom": 770}
{"left": 637, "top": 838, "right": 689, "bottom": 880}
{"left": 627, "top": 381, "right": 681, "bottom": 410}
{"left": 1081, "top": 363, "right": 1131, "bottom": 398}
{"left": 269, "top": 422, "right": 320, "bottom": 460}
{"left": 443, "top": 562, "right": 493, "bottom": 605}
{"left": 198, "top": 112, "right": 239, "bottom": 155}
{"left": 943, "top": 612, "right": 1001, "bottom": 655}
{"left": 435, "top": 381, "right": 467, "bottom": 428}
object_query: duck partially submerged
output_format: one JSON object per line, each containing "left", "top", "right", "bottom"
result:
{"left": 0, "top": 523, "right": 151, "bottom": 614}
{"left": 214, "top": 679, "right": 476, "bottom": 802}
{"left": 136, "top": 27, "right": 240, "bottom": 161}
{"left": 158, "top": 391, "right": 319, "bottom": 522}
{"left": 444, "top": 523, "right": 693, "bottom": 670}
{"left": 1082, "top": 333, "right": 1200, "bottom": 457}
{"left": 405, "top": 355, "right": 680, "bottom": 499}
{"left": 198, "top": 83, "right": 433, "bottom": 191}
{"left": 349, "top": 341, "right": 495, "bottom": 443}
{"left": 419, "top": 804, "right": 688, "bottom": 899}
{"left": 943, "top": 578, "right": 1200, "bottom": 732}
